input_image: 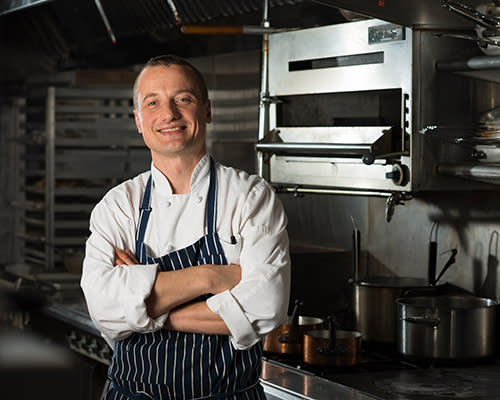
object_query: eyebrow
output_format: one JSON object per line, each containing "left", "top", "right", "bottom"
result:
{"left": 141, "top": 92, "right": 159, "bottom": 105}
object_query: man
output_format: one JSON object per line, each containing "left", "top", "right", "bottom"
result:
{"left": 81, "top": 55, "right": 291, "bottom": 400}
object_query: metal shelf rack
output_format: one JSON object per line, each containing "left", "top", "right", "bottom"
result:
{"left": 14, "top": 86, "right": 149, "bottom": 270}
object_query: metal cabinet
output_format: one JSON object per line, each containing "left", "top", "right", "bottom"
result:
{"left": 14, "top": 86, "right": 149, "bottom": 270}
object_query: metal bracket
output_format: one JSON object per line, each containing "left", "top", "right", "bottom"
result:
{"left": 385, "top": 192, "right": 413, "bottom": 223}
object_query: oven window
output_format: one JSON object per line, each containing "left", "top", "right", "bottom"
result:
{"left": 288, "top": 52, "right": 384, "bottom": 71}
{"left": 276, "top": 89, "right": 402, "bottom": 127}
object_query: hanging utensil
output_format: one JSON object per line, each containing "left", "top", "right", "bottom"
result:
{"left": 351, "top": 216, "right": 360, "bottom": 283}
{"left": 442, "top": 0, "right": 500, "bottom": 31}
{"left": 440, "top": 0, "right": 500, "bottom": 55}
{"left": 428, "top": 222, "right": 438, "bottom": 286}
{"left": 435, "top": 248, "right": 458, "bottom": 284}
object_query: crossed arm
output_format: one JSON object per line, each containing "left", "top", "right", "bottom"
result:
{"left": 114, "top": 248, "right": 241, "bottom": 335}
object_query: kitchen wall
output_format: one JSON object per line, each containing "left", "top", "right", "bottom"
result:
{"left": 2, "top": 48, "right": 500, "bottom": 309}
{"left": 279, "top": 188, "right": 500, "bottom": 315}
{"left": 191, "top": 51, "right": 261, "bottom": 174}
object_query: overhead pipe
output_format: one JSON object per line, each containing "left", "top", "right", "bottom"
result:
{"left": 165, "top": 0, "right": 181, "bottom": 25}
{"left": 0, "top": 0, "right": 53, "bottom": 16}
{"left": 94, "top": 0, "right": 117, "bottom": 44}
{"left": 181, "top": 25, "right": 292, "bottom": 34}
{"left": 437, "top": 163, "right": 500, "bottom": 182}
{"left": 436, "top": 55, "right": 500, "bottom": 71}
{"left": 257, "top": 0, "right": 270, "bottom": 178}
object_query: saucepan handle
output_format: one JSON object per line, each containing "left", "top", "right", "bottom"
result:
{"left": 402, "top": 316, "right": 440, "bottom": 327}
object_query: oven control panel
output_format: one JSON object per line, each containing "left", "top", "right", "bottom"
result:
{"left": 67, "top": 329, "right": 111, "bottom": 365}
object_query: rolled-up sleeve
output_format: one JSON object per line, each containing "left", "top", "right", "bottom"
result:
{"left": 207, "top": 180, "right": 291, "bottom": 350}
{"left": 81, "top": 192, "right": 167, "bottom": 345}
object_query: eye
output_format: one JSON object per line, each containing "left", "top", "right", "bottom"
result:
{"left": 176, "top": 96, "right": 193, "bottom": 104}
{"left": 147, "top": 100, "right": 157, "bottom": 106}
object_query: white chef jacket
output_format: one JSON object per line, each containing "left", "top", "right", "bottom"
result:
{"left": 81, "top": 153, "right": 291, "bottom": 350}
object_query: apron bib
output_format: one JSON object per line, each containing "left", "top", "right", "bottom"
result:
{"left": 106, "top": 159, "right": 264, "bottom": 400}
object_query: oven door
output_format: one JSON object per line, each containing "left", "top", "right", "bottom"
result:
{"left": 257, "top": 88, "right": 410, "bottom": 192}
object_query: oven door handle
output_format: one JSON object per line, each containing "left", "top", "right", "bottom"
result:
{"left": 255, "top": 142, "right": 372, "bottom": 156}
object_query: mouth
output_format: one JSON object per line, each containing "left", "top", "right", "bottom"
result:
{"left": 158, "top": 125, "right": 185, "bottom": 135}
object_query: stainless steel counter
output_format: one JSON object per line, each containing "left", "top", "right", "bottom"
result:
{"left": 42, "top": 298, "right": 382, "bottom": 399}
{"left": 39, "top": 298, "right": 500, "bottom": 400}
{"left": 260, "top": 360, "right": 381, "bottom": 400}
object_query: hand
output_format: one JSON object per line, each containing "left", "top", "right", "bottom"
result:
{"left": 207, "top": 264, "right": 242, "bottom": 294}
{"left": 114, "top": 248, "right": 139, "bottom": 266}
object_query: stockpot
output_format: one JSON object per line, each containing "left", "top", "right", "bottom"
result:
{"left": 396, "top": 294, "right": 498, "bottom": 360}
{"left": 354, "top": 276, "right": 428, "bottom": 343}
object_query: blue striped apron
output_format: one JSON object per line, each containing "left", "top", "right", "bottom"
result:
{"left": 105, "top": 158, "right": 265, "bottom": 400}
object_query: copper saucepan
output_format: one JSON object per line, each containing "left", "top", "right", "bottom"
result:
{"left": 263, "top": 300, "right": 324, "bottom": 355}
{"left": 303, "top": 316, "right": 362, "bottom": 367}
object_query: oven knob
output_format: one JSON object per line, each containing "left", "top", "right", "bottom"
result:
{"left": 100, "top": 346, "right": 112, "bottom": 363}
{"left": 84, "top": 338, "right": 98, "bottom": 353}
{"left": 386, "top": 164, "right": 408, "bottom": 186}
{"left": 67, "top": 331, "right": 78, "bottom": 346}
{"left": 362, "top": 153, "right": 375, "bottom": 165}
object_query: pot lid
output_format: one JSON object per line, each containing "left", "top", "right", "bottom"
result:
{"left": 397, "top": 294, "right": 499, "bottom": 309}
{"left": 357, "top": 276, "right": 428, "bottom": 288}
{"left": 285, "top": 315, "right": 324, "bottom": 326}
{"left": 305, "top": 329, "right": 362, "bottom": 339}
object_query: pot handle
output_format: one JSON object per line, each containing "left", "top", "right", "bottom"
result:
{"left": 317, "top": 316, "right": 349, "bottom": 356}
{"left": 402, "top": 316, "right": 440, "bottom": 327}
{"left": 278, "top": 299, "right": 303, "bottom": 344}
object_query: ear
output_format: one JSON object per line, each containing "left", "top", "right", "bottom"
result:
{"left": 205, "top": 100, "right": 212, "bottom": 124}
{"left": 133, "top": 110, "right": 143, "bottom": 134}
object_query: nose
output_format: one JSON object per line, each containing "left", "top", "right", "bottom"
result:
{"left": 160, "top": 99, "right": 180, "bottom": 121}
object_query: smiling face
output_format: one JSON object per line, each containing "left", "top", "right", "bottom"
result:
{"left": 134, "top": 64, "right": 211, "bottom": 163}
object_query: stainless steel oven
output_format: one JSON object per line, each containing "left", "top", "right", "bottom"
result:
{"left": 256, "top": 18, "right": 496, "bottom": 194}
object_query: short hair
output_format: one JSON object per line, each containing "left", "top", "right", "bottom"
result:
{"left": 133, "top": 54, "right": 209, "bottom": 110}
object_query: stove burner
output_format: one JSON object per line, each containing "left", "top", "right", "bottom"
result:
{"left": 375, "top": 369, "right": 500, "bottom": 399}
{"left": 379, "top": 377, "right": 472, "bottom": 398}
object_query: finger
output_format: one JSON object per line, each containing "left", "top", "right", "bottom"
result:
{"left": 114, "top": 256, "right": 126, "bottom": 266}
{"left": 115, "top": 248, "right": 134, "bottom": 266}
{"left": 124, "top": 248, "right": 139, "bottom": 264}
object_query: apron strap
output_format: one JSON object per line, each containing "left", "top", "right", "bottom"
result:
{"left": 135, "top": 175, "right": 153, "bottom": 262}
{"left": 206, "top": 157, "right": 217, "bottom": 236}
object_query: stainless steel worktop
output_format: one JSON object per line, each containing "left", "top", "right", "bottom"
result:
{"left": 42, "top": 298, "right": 382, "bottom": 399}
{"left": 40, "top": 298, "right": 500, "bottom": 400}
{"left": 260, "top": 360, "right": 381, "bottom": 400}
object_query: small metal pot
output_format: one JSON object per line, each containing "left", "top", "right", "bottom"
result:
{"left": 397, "top": 294, "right": 498, "bottom": 360}
{"left": 263, "top": 300, "right": 324, "bottom": 354}
{"left": 264, "top": 316, "right": 324, "bottom": 354}
{"left": 303, "top": 317, "right": 362, "bottom": 367}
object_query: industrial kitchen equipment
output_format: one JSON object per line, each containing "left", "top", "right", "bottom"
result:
{"left": 256, "top": 18, "right": 500, "bottom": 195}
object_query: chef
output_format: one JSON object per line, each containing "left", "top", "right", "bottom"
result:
{"left": 81, "top": 54, "right": 291, "bottom": 400}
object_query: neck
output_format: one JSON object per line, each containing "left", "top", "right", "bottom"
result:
{"left": 152, "top": 152, "right": 205, "bottom": 194}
